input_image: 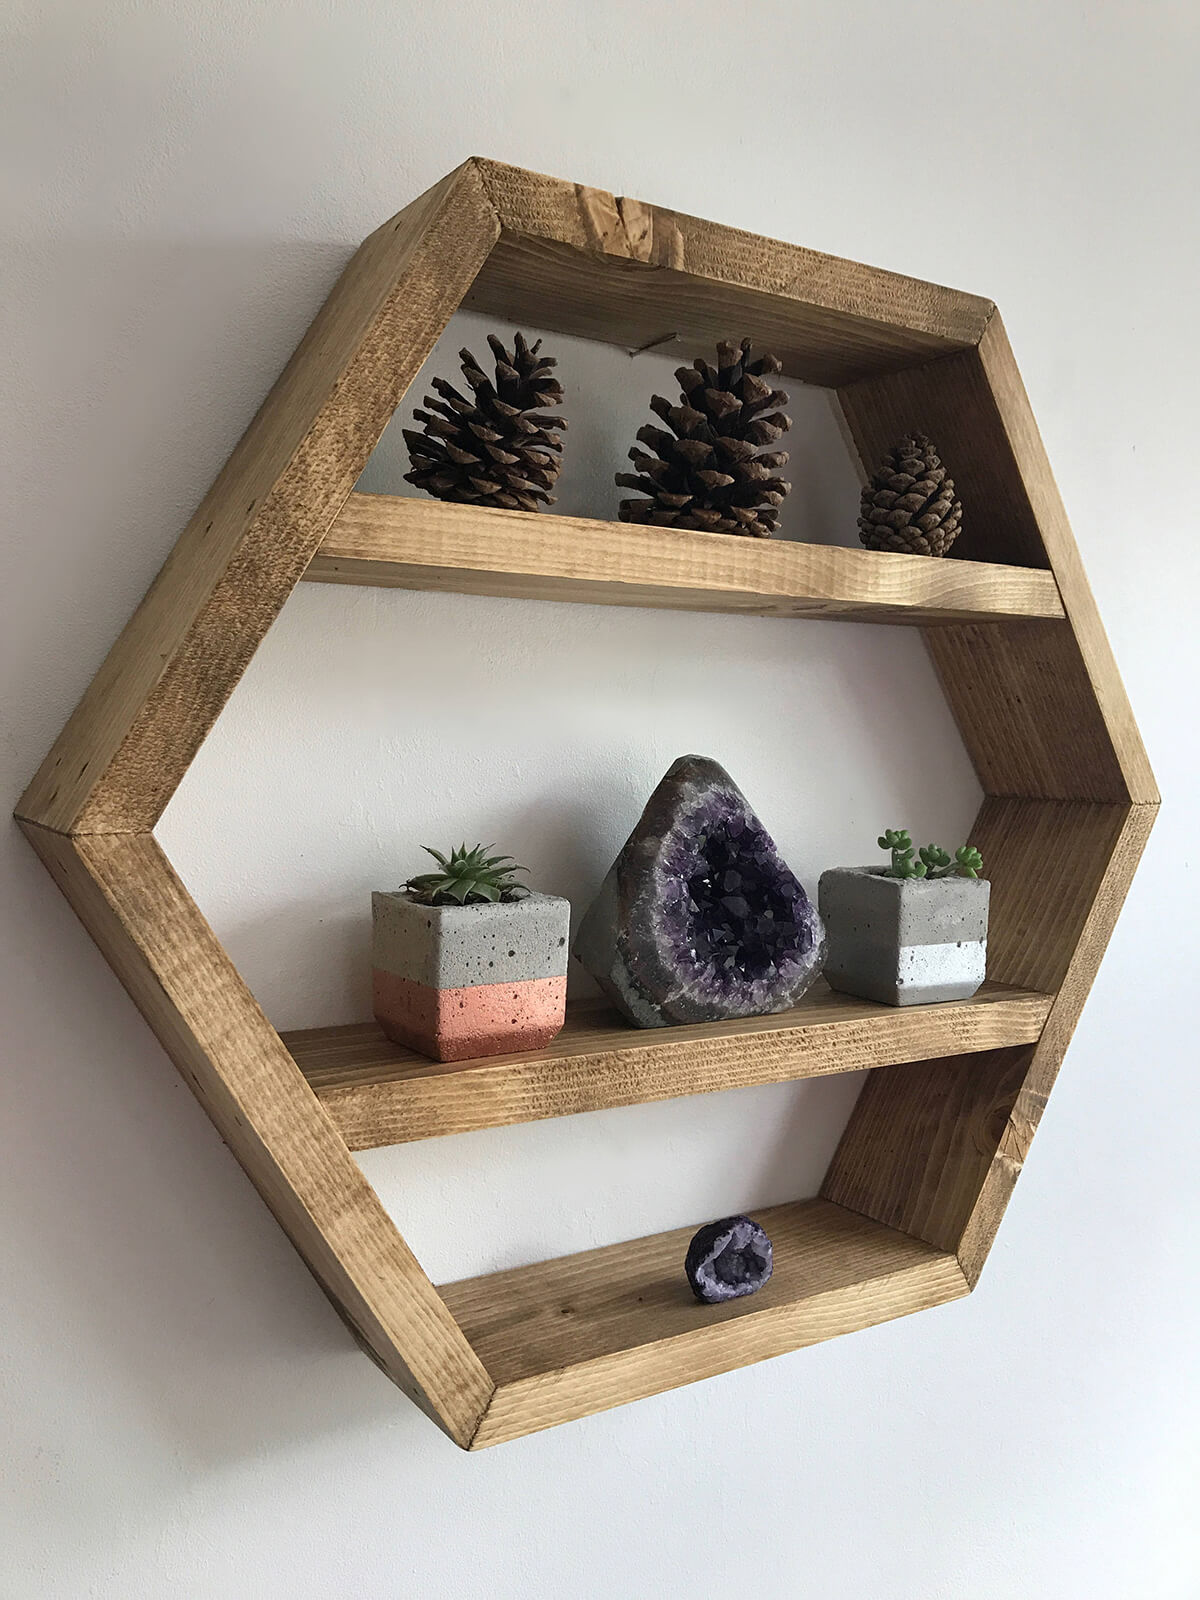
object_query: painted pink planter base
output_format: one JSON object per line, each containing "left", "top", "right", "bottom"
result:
{"left": 372, "top": 969, "right": 568, "bottom": 1061}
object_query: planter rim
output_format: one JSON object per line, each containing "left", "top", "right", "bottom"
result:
{"left": 374, "top": 888, "right": 568, "bottom": 914}
{"left": 824, "top": 865, "right": 990, "bottom": 886}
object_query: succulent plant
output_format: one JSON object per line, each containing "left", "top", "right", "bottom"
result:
{"left": 877, "top": 828, "right": 984, "bottom": 880}
{"left": 404, "top": 843, "right": 530, "bottom": 906}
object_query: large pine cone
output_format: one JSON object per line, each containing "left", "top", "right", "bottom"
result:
{"left": 403, "top": 333, "right": 566, "bottom": 512}
{"left": 616, "top": 339, "right": 791, "bottom": 537}
{"left": 858, "top": 434, "right": 962, "bottom": 556}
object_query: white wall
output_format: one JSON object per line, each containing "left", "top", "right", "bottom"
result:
{"left": 3, "top": 4, "right": 1196, "bottom": 1596}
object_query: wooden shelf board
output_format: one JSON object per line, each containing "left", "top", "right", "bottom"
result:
{"left": 286, "top": 980, "right": 1052, "bottom": 1150}
{"left": 302, "top": 494, "right": 1065, "bottom": 626}
{"left": 441, "top": 1197, "right": 969, "bottom": 1448}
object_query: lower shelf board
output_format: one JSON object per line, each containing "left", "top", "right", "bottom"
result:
{"left": 285, "top": 980, "right": 1052, "bottom": 1149}
{"left": 441, "top": 1198, "right": 969, "bottom": 1448}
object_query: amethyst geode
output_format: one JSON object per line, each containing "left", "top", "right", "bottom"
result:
{"left": 685, "top": 1216, "right": 774, "bottom": 1304}
{"left": 573, "top": 755, "right": 826, "bottom": 1027}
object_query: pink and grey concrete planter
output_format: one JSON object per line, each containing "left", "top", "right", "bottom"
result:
{"left": 372, "top": 891, "right": 570, "bottom": 1062}
{"left": 817, "top": 867, "right": 990, "bottom": 1007}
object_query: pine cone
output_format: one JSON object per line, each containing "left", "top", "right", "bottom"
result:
{"left": 858, "top": 434, "right": 962, "bottom": 556}
{"left": 616, "top": 339, "right": 791, "bottom": 537}
{"left": 403, "top": 333, "right": 566, "bottom": 512}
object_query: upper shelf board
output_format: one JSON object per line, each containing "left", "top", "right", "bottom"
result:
{"left": 304, "top": 494, "right": 1065, "bottom": 626}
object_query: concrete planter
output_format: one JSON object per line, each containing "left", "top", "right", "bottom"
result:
{"left": 372, "top": 891, "right": 570, "bottom": 1062}
{"left": 817, "top": 867, "right": 989, "bottom": 1006}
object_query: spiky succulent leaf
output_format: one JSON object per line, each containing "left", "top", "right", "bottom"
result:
{"left": 404, "top": 843, "right": 530, "bottom": 905}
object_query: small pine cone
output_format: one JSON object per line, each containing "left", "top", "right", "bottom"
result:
{"left": 403, "top": 332, "right": 566, "bottom": 513}
{"left": 616, "top": 338, "right": 791, "bottom": 537}
{"left": 858, "top": 434, "right": 962, "bottom": 556}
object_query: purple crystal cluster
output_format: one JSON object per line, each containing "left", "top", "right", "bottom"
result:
{"left": 573, "top": 755, "right": 826, "bottom": 1027}
{"left": 661, "top": 792, "right": 818, "bottom": 999}
{"left": 685, "top": 1216, "right": 774, "bottom": 1304}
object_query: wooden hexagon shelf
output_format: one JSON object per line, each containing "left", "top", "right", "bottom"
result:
{"left": 17, "top": 160, "right": 1157, "bottom": 1450}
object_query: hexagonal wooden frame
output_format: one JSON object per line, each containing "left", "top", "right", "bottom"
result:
{"left": 17, "top": 160, "right": 1157, "bottom": 1450}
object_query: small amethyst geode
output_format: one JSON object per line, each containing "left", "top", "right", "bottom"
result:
{"left": 685, "top": 1216, "right": 774, "bottom": 1304}
{"left": 572, "top": 755, "right": 826, "bottom": 1027}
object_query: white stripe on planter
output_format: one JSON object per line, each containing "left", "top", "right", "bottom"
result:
{"left": 896, "top": 938, "right": 987, "bottom": 993}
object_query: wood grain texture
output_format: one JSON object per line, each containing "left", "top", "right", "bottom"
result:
{"left": 972, "top": 798, "right": 1138, "bottom": 995}
{"left": 821, "top": 797, "right": 1157, "bottom": 1281}
{"left": 17, "top": 161, "right": 500, "bottom": 836}
{"left": 466, "top": 159, "right": 994, "bottom": 387}
{"left": 288, "top": 982, "right": 1052, "bottom": 1150}
{"left": 838, "top": 321, "right": 1157, "bottom": 805}
{"left": 18, "top": 821, "right": 493, "bottom": 1446}
{"left": 442, "top": 1198, "right": 968, "bottom": 1448}
{"left": 974, "top": 315, "right": 1158, "bottom": 806}
{"left": 954, "top": 799, "right": 1156, "bottom": 1281}
{"left": 821, "top": 1046, "right": 1033, "bottom": 1256}
{"left": 305, "top": 493, "right": 1066, "bottom": 626}
{"left": 838, "top": 344, "right": 1048, "bottom": 570}
{"left": 924, "top": 620, "right": 1132, "bottom": 803}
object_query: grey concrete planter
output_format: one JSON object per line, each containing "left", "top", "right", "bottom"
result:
{"left": 817, "top": 867, "right": 989, "bottom": 1006}
{"left": 372, "top": 890, "right": 570, "bottom": 1061}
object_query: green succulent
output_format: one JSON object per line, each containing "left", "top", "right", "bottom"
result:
{"left": 877, "top": 829, "right": 984, "bottom": 880}
{"left": 404, "top": 843, "right": 530, "bottom": 906}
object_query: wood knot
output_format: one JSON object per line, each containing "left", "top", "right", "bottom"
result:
{"left": 998, "top": 1113, "right": 1034, "bottom": 1167}
{"left": 573, "top": 186, "right": 685, "bottom": 268}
